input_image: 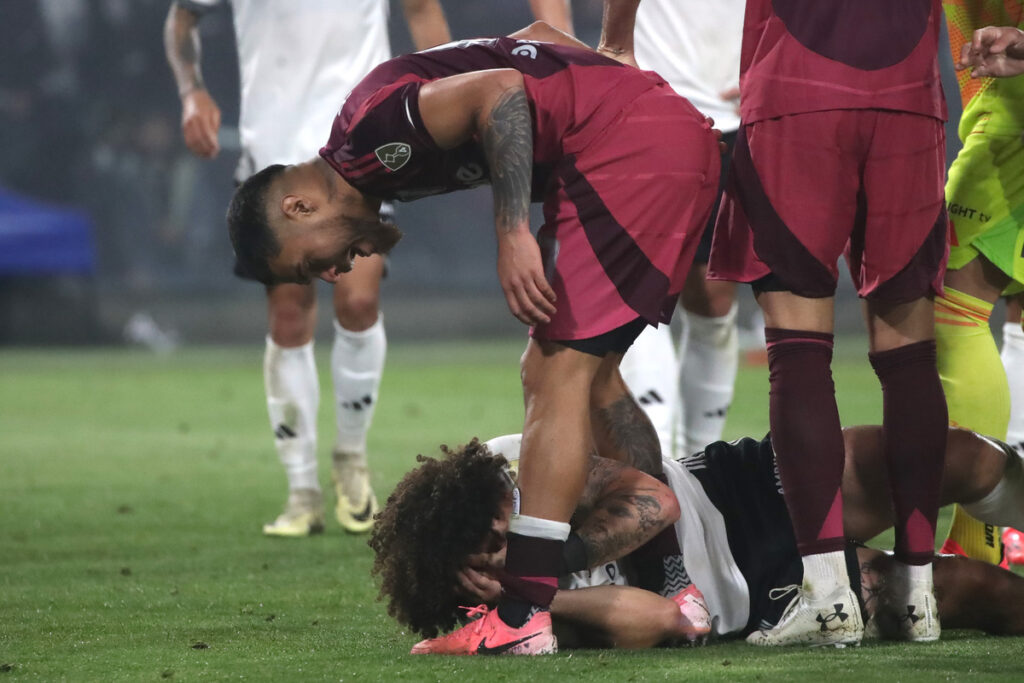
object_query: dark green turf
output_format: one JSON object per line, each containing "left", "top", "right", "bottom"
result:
{"left": 0, "top": 340, "right": 1020, "bottom": 681}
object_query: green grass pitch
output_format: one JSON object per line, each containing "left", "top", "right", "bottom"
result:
{"left": 1, "top": 338, "right": 1022, "bottom": 681}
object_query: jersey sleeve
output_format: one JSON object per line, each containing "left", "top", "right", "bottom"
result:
{"left": 321, "top": 80, "right": 446, "bottom": 195}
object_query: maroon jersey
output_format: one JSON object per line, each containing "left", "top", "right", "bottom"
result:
{"left": 319, "top": 37, "right": 664, "bottom": 202}
{"left": 740, "top": 0, "right": 947, "bottom": 124}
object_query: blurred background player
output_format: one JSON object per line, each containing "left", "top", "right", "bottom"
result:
{"left": 528, "top": 0, "right": 743, "bottom": 460}
{"left": 938, "top": 2, "right": 1024, "bottom": 566}
{"left": 164, "top": 0, "right": 450, "bottom": 537}
{"left": 708, "top": 0, "right": 950, "bottom": 646}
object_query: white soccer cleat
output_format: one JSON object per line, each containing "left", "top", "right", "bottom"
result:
{"left": 332, "top": 450, "right": 379, "bottom": 534}
{"left": 262, "top": 488, "right": 325, "bottom": 537}
{"left": 746, "top": 584, "right": 864, "bottom": 648}
{"left": 873, "top": 577, "right": 940, "bottom": 642}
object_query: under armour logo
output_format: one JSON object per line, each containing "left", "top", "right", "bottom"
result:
{"left": 341, "top": 395, "right": 373, "bottom": 412}
{"left": 274, "top": 424, "right": 297, "bottom": 440}
{"left": 637, "top": 389, "right": 664, "bottom": 406}
{"left": 702, "top": 406, "right": 728, "bottom": 418}
{"left": 815, "top": 604, "right": 849, "bottom": 631}
{"left": 898, "top": 605, "right": 921, "bottom": 625}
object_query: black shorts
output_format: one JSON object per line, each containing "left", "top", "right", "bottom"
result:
{"left": 555, "top": 317, "right": 648, "bottom": 357}
{"left": 694, "top": 130, "right": 738, "bottom": 265}
{"left": 682, "top": 435, "right": 863, "bottom": 635}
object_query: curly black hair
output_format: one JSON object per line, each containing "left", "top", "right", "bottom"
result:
{"left": 368, "top": 439, "right": 511, "bottom": 638}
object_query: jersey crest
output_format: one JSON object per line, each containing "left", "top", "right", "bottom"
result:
{"left": 375, "top": 142, "right": 411, "bottom": 172}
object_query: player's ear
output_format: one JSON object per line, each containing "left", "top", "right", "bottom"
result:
{"left": 280, "top": 193, "right": 316, "bottom": 220}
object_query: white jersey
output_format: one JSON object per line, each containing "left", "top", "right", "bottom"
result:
{"left": 634, "top": 0, "right": 744, "bottom": 133}
{"left": 483, "top": 434, "right": 747, "bottom": 637}
{"left": 182, "top": 0, "right": 391, "bottom": 178}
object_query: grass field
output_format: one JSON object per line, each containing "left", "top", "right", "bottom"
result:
{"left": 2, "top": 338, "right": 1022, "bottom": 681}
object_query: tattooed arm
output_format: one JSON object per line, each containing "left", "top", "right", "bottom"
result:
{"left": 418, "top": 70, "right": 556, "bottom": 325}
{"left": 572, "top": 456, "right": 680, "bottom": 567}
{"left": 163, "top": 2, "right": 221, "bottom": 158}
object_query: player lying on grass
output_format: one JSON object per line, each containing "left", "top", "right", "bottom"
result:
{"left": 370, "top": 426, "right": 1024, "bottom": 652}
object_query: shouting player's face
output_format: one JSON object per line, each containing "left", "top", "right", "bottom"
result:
{"left": 268, "top": 208, "right": 402, "bottom": 284}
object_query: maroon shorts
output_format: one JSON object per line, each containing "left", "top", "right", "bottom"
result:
{"left": 707, "top": 109, "right": 948, "bottom": 301}
{"left": 532, "top": 84, "right": 721, "bottom": 341}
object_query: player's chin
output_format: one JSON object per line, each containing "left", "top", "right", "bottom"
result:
{"left": 368, "top": 220, "right": 403, "bottom": 255}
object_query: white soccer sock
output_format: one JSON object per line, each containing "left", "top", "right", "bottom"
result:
{"left": 677, "top": 302, "right": 739, "bottom": 457}
{"left": 802, "top": 550, "right": 848, "bottom": 598}
{"left": 508, "top": 513, "right": 571, "bottom": 541}
{"left": 1001, "top": 321, "right": 1024, "bottom": 448}
{"left": 618, "top": 323, "right": 678, "bottom": 457}
{"left": 964, "top": 442, "right": 1024, "bottom": 530}
{"left": 331, "top": 315, "right": 385, "bottom": 459}
{"left": 264, "top": 337, "right": 320, "bottom": 492}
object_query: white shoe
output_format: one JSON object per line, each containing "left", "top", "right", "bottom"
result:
{"left": 332, "top": 450, "right": 378, "bottom": 534}
{"left": 746, "top": 584, "right": 863, "bottom": 648}
{"left": 262, "top": 488, "right": 325, "bottom": 537}
{"left": 873, "top": 579, "right": 940, "bottom": 642}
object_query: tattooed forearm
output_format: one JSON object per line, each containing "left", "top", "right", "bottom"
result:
{"left": 593, "top": 394, "right": 662, "bottom": 475}
{"left": 164, "top": 5, "right": 205, "bottom": 96}
{"left": 578, "top": 491, "right": 664, "bottom": 567}
{"left": 481, "top": 87, "right": 532, "bottom": 233}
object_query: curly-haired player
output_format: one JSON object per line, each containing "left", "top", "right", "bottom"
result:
{"left": 372, "top": 427, "right": 1024, "bottom": 653}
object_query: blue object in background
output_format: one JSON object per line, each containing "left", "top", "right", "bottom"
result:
{"left": 0, "top": 188, "right": 95, "bottom": 275}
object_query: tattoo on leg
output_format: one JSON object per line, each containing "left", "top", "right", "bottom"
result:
{"left": 595, "top": 395, "right": 662, "bottom": 475}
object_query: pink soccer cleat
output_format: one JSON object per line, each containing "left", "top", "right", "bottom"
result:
{"left": 1003, "top": 528, "right": 1024, "bottom": 566}
{"left": 410, "top": 605, "right": 557, "bottom": 655}
{"left": 671, "top": 584, "right": 713, "bottom": 643}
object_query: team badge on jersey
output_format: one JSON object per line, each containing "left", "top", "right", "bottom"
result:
{"left": 375, "top": 142, "right": 411, "bottom": 172}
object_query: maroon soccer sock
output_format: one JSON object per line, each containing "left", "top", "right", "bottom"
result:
{"left": 869, "top": 340, "right": 947, "bottom": 565}
{"left": 497, "top": 532, "right": 562, "bottom": 627}
{"left": 765, "top": 328, "right": 847, "bottom": 556}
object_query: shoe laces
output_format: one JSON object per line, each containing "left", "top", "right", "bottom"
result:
{"left": 768, "top": 584, "right": 800, "bottom": 602}
{"left": 458, "top": 604, "right": 491, "bottom": 635}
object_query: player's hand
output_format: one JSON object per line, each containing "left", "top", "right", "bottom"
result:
{"left": 181, "top": 88, "right": 221, "bottom": 158}
{"left": 958, "top": 26, "right": 1024, "bottom": 78}
{"left": 455, "top": 566, "right": 502, "bottom": 604}
{"left": 497, "top": 228, "right": 557, "bottom": 326}
{"left": 720, "top": 86, "right": 741, "bottom": 115}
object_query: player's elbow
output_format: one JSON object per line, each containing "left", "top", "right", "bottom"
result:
{"left": 510, "top": 20, "right": 554, "bottom": 42}
{"left": 653, "top": 479, "right": 680, "bottom": 532}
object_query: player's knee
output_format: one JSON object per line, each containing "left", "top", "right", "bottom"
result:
{"left": 334, "top": 292, "right": 379, "bottom": 330}
{"left": 268, "top": 289, "right": 317, "bottom": 345}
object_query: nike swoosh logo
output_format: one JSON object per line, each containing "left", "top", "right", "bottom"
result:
{"left": 476, "top": 632, "right": 541, "bottom": 655}
{"left": 350, "top": 499, "right": 374, "bottom": 522}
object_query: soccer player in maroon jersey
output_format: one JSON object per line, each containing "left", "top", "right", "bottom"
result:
{"left": 225, "top": 16, "right": 721, "bottom": 654}
{"left": 706, "top": 0, "right": 950, "bottom": 646}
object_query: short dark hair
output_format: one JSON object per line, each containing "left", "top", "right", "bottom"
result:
{"left": 368, "top": 439, "right": 510, "bottom": 638}
{"left": 226, "top": 164, "right": 287, "bottom": 284}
